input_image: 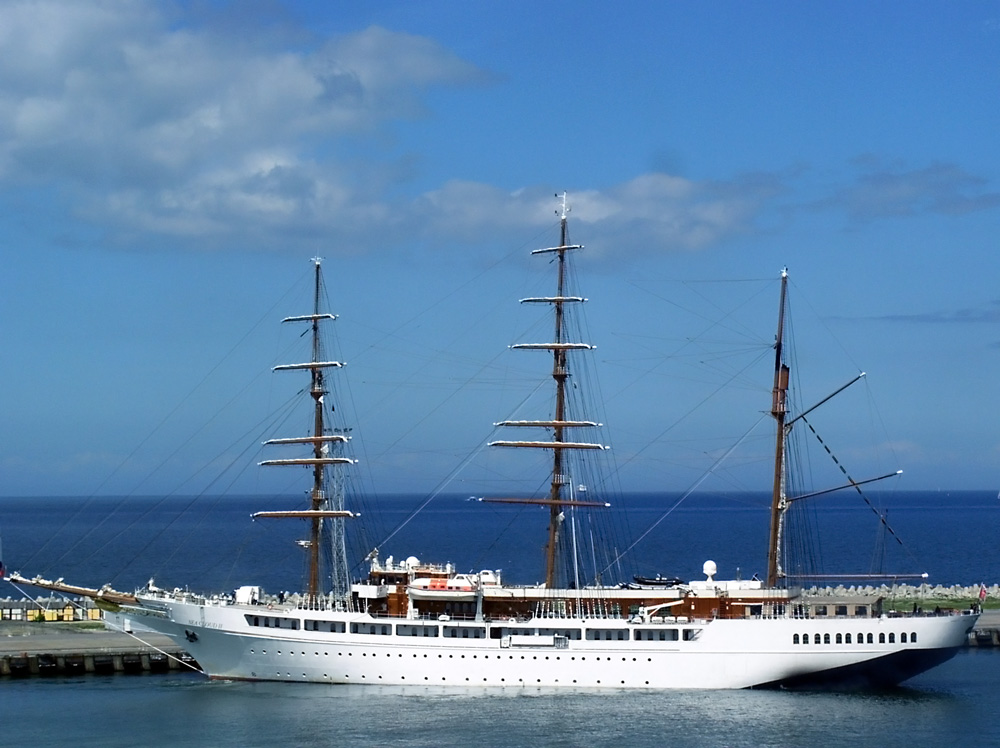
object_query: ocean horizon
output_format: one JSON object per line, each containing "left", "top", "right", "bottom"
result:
{"left": 2, "top": 489, "right": 996, "bottom": 597}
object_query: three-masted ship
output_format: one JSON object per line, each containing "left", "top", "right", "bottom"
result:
{"left": 9, "top": 200, "right": 978, "bottom": 688}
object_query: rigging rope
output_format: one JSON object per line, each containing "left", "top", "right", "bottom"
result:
{"left": 600, "top": 413, "right": 768, "bottom": 577}
{"left": 799, "top": 414, "right": 904, "bottom": 547}
{"left": 21, "top": 270, "right": 311, "bottom": 579}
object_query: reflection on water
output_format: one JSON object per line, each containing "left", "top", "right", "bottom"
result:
{"left": 3, "top": 651, "right": 997, "bottom": 747}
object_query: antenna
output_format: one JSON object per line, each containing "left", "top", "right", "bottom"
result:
{"left": 556, "top": 191, "right": 570, "bottom": 220}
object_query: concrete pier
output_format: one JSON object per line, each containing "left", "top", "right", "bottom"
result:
{"left": 966, "top": 608, "right": 1000, "bottom": 647}
{"left": 0, "top": 621, "right": 198, "bottom": 677}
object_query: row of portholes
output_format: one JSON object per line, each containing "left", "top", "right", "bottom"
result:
{"left": 270, "top": 671, "right": 651, "bottom": 687}
{"left": 249, "top": 648, "right": 657, "bottom": 664}
{"left": 792, "top": 631, "right": 916, "bottom": 645}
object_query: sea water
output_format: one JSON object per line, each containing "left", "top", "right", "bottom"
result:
{"left": 4, "top": 490, "right": 997, "bottom": 592}
{"left": 2, "top": 490, "right": 999, "bottom": 747}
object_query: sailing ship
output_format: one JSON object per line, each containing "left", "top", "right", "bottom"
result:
{"left": 10, "top": 197, "right": 978, "bottom": 689}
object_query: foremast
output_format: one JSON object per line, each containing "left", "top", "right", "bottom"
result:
{"left": 255, "top": 258, "right": 355, "bottom": 603}
{"left": 486, "top": 193, "right": 608, "bottom": 588}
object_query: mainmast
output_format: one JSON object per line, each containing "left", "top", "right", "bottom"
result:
{"left": 256, "top": 258, "right": 355, "bottom": 602}
{"left": 486, "top": 193, "right": 609, "bottom": 588}
{"left": 766, "top": 269, "right": 789, "bottom": 588}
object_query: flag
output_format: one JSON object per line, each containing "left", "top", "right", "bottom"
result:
{"left": 979, "top": 583, "right": 987, "bottom": 602}
{"left": 0, "top": 559, "right": 5, "bottom": 580}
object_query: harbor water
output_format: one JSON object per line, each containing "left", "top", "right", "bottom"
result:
{"left": 4, "top": 651, "right": 1000, "bottom": 747}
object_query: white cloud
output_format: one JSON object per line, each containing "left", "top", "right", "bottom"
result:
{"left": 414, "top": 173, "right": 783, "bottom": 256}
{"left": 832, "top": 160, "right": 1000, "bottom": 220}
{"left": 0, "top": 1, "right": 488, "bottom": 247}
{"left": 0, "top": 2, "right": 789, "bottom": 258}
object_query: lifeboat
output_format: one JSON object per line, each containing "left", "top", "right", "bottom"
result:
{"left": 406, "top": 573, "right": 483, "bottom": 601}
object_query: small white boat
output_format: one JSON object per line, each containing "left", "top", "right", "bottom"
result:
{"left": 407, "top": 570, "right": 500, "bottom": 601}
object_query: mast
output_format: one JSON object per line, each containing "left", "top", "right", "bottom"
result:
{"left": 257, "top": 258, "right": 355, "bottom": 603}
{"left": 486, "top": 193, "right": 608, "bottom": 588}
{"left": 766, "top": 269, "right": 789, "bottom": 588}
{"left": 306, "top": 261, "right": 327, "bottom": 599}
{"left": 545, "top": 195, "right": 572, "bottom": 587}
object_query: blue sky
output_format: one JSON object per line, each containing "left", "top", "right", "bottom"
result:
{"left": 2, "top": 0, "right": 999, "bottom": 498}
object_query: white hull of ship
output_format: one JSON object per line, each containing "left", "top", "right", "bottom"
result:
{"left": 125, "top": 596, "right": 976, "bottom": 690}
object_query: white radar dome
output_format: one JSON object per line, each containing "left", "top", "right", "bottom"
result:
{"left": 702, "top": 560, "right": 717, "bottom": 581}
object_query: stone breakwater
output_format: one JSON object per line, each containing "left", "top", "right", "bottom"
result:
{"left": 802, "top": 583, "right": 993, "bottom": 602}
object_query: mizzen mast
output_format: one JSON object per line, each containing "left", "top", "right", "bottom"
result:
{"left": 766, "top": 269, "right": 789, "bottom": 588}
{"left": 763, "top": 269, "right": 902, "bottom": 587}
{"left": 486, "top": 193, "right": 608, "bottom": 588}
{"left": 255, "top": 258, "right": 355, "bottom": 602}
